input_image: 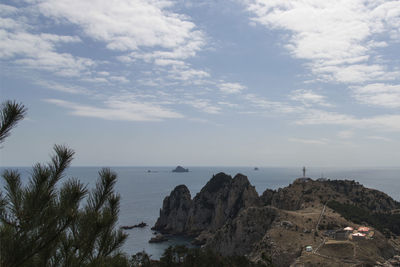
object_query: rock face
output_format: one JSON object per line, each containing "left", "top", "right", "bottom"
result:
{"left": 172, "top": 166, "right": 189, "bottom": 172}
{"left": 206, "top": 206, "right": 278, "bottom": 256}
{"left": 153, "top": 185, "right": 192, "bottom": 234}
{"left": 153, "top": 172, "right": 260, "bottom": 235}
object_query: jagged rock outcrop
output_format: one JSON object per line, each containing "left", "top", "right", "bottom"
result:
{"left": 153, "top": 172, "right": 260, "bottom": 235}
{"left": 206, "top": 206, "right": 278, "bottom": 256}
{"left": 153, "top": 185, "right": 192, "bottom": 234}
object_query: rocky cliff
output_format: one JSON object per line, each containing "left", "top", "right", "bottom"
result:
{"left": 206, "top": 206, "right": 278, "bottom": 256}
{"left": 153, "top": 172, "right": 260, "bottom": 235}
{"left": 153, "top": 185, "right": 192, "bottom": 234}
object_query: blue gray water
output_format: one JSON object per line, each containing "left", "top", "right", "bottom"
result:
{"left": 1, "top": 166, "right": 399, "bottom": 259}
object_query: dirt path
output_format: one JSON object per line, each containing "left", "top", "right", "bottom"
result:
{"left": 316, "top": 201, "right": 328, "bottom": 232}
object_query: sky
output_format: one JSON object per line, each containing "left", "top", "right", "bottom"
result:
{"left": 1, "top": 0, "right": 400, "bottom": 167}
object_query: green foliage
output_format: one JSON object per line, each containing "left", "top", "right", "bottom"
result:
{"left": 327, "top": 200, "right": 400, "bottom": 237}
{"left": 0, "top": 145, "right": 128, "bottom": 267}
{"left": 130, "top": 251, "right": 152, "bottom": 267}
{"left": 0, "top": 100, "right": 26, "bottom": 144}
{"left": 155, "top": 246, "right": 271, "bottom": 267}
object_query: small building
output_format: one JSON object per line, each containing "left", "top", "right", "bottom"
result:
{"left": 344, "top": 226, "right": 354, "bottom": 231}
{"left": 335, "top": 230, "right": 349, "bottom": 240}
{"left": 352, "top": 232, "right": 366, "bottom": 240}
{"left": 358, "top": 227, "right": 370, "bottom": 233}
{"left": 305, "top": 246, "right": 313, "bottom": 252}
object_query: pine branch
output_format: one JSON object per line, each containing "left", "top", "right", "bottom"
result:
{"left": 2, "top": 169, "right": 23, "bottom": 222}
{"left": 0, "top": 100, "right": 26, "bottom": 144}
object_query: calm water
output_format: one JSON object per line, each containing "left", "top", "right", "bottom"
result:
{"left": 1, "top": 166, "right": 399, "bottom": 259}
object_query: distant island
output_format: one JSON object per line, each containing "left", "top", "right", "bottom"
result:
{"left": 152, "top": 173, "right": 400, "bottom": 266}
{"left": 172, "top": 166, "right": 189, "bottom": 172}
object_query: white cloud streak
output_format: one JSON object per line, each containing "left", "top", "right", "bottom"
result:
{"left": 352, "top": 83, "right": 400, "bottom": 108}
{"left": 337, "top": 130, "right": 354, "bottom": 139}
{"left": 289, "top": 137, "right": 329, "bottom": 145}
{"left": 35, "top": 0, "right": 205, "bottom": 61}
{"left": 297, "top": 110, "right": 400, "bottom": 132}
{"left": 45, "top": 98, "right": 184, "bottom": 121}
{"left": 219, "top": 82, "right": 246, "bottom": 94}
{"left": 244, "top": 0, "right": 400, "bottom": 84}
{"left": 289, "top": 89, "right": 333, "bottom": 107}
{"left": 185, "top": 99, "right": 221, "bottom": 114}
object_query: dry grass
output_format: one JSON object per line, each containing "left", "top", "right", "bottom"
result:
{"left": 318, "top": 241, "right": 354, "bottom": 259}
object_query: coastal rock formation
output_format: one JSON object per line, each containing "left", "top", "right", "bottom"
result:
{"left": 153, "top": 185, "right": 192, "bottom": 234}
{"left": 153, "top": 172, "right": 260, "bottom": 235}
{"left": 185, "top": 173, "right": 260, "bottom": 235}
{"left": 206, "top": 206, "right": 278, "bottom": 256}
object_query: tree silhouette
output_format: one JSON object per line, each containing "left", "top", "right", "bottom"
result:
{"left": 0, "top": 100, "right": 26, "bottom": 144}
{"left": 0, "top": 101, "right": 128, "bottom": 267}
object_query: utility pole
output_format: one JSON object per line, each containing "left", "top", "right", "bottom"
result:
{"left": 303, "top": 166, "right": 306, "bottom": 177}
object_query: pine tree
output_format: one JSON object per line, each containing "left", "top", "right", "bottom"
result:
{"left": 0, "top": 101, "right": 129, "bottom": 267}
{"left": 0, "top": 100, "right": 26, "bottom": 144}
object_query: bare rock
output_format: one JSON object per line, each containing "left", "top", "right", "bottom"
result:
{"left": 152, "top": 172, "right": 260, "bottom": 238}
{"left": 206, "top": 206, "right": 278, "bottom": 256}
{"left": 149, "top": 234, "right": 168, "bottom": 243}
{"left": 153, "top": 184, "right": 192, "bottom": 234}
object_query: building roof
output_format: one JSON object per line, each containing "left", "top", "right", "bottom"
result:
{"left": 358, "top": 227, "right": 370, "bottom": 232}
{"left": 352, "top": 233, "right": 366, "bottom": 237}
{"left": 344, "top": 227, "right": 354, "bottom": 231}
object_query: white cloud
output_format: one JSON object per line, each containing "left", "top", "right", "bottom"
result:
{"left": 0, "top": 10, "right": 95, "bottom": 77}
{"left": 36, "top": 0, "right": 205, "bottom": 62}
{"left": 35, "top": 80, "right": 90, "bottom": 94}
{"left": 45, "top": 98, "right": 184, "bottom": 121}
{"left": 219, "top": 82, "right": 246, "bottom": 94}
{"left": 185, "top": 99, "right": 221, "bottom": 114}
{"left": 289, "top": 137, "right": 328, "bottom": 145}
{"left": 109, "top": 75, "right": 130, "bottom": 83}
{"left": 168, "top": 67, "right": 210, "bottom": 81}
{"left": 217, "top": 101, "right": 239, "bottom": 108}
{"left": 244, "top": 0, "right": 400, "bottom": 84}
{"left": 352, "top": 83, "right": 400, "bottom": 108}
{"left": 337, "top": 130, "right": 354, "bottom": 139}
{"left": 289, "top": 89, "right": 333, "bottom": 107}
{"left": 0, "top": 4, "right": 18, "bottom": 15}
{"left": 366, "top": 135, "right": 392, "bottom": 142}
{"left": 244, "top": 93, "right": 302, "bottom": 114}
{"left": 297, "top": 110, "right": 400, "bottom": 132}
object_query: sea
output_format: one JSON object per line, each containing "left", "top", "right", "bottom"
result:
{"left": 1, "top": 166, "right": 399, "bottom": 259}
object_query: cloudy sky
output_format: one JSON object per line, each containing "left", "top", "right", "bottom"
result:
{"left": 1, "top": 0, "right": 400, "bottom": 167}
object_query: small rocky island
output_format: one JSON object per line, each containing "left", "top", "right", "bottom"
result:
{"left": 172, "top": 166, "right": 189, "bottom": 172}
{"left": 120, "top": 221, "right": 147, "bottom": 230}
{"left": 153, "top": 173, "right": 400, "bottom": 266}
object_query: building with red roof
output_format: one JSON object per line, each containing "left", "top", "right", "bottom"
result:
{"left": 358, "top": 227, "right": 370, "bottom": 232}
